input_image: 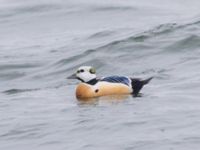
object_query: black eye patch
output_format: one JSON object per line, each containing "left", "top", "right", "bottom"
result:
{"left": 77, "top": 69, "right": 84, "bottom": 73}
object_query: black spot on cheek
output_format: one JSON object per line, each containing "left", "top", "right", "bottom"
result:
{"left": 95, "top": 89, "right": 99, "bottom": 93}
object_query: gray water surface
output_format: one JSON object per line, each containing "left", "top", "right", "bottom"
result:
{"left": 1, "top": 0, "right": 200, "bottom": 150}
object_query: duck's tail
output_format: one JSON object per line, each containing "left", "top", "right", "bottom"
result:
{"left": 131, "top": 77, "right": 153, "bottom": 96}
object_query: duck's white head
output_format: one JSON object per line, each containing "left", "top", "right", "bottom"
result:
{"left": 68, "top": 66, "right": 97, "bottom": 82}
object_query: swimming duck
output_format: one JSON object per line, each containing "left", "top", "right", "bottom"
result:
{"left": 68, "top": 66, "right": 152, "bottom": 99}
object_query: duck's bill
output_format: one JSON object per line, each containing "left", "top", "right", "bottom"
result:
{"left": 67, "top": 73, "right": 77, "bottom": 79}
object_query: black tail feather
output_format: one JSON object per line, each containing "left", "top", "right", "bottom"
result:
{"left": 131, "top": 77, "right": 153, "bottom": 96}
{"left": 142, "top": 77, "right": 153, "bottom": 85}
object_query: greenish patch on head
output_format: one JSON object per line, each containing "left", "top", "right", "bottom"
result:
{"left": 89, "top": 67, "right": 96, "bottom": 74}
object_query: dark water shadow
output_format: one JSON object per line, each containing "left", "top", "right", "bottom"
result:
{"left": 2, "top": 88, "right": 40, "bottom": 95}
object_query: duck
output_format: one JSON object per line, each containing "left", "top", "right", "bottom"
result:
{"left": 68, "top": 66, "right": 153, "bottom": 99}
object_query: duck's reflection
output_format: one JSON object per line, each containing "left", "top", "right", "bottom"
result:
{"left": 77, "top": 94, "right": 131, "bottom": 105}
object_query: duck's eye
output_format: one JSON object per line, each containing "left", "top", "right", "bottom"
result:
{"left": 80, "top": 69, "right": 84, "bottom": 73}
{"left": 77, "top": 69, "right": 84, "bottom": 73}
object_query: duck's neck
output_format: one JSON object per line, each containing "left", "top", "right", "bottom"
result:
{"left": 86, "top": 78, "right": 99, "bottom": 85}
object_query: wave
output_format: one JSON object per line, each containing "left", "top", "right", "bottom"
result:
{"left": 28, "top": 19, "right": 199, "bottom": 82}
{"left": 91, "top": 5, "right": 136, "bottom": 12}
{"left": 1, "top": 18, "right": 200, "bottom": 89}
{"left": 0, "top": 4, "right": 62, "bottom": 20}
{"left": 55, "top": 19, "right": 200, "bottom": 62}
{"left": 3, "top": 88, "right": 40, "bottom": 95}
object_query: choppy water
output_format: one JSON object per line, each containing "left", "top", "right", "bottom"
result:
{"left": 1, "top": 0, "right": 200, "bottom": 149}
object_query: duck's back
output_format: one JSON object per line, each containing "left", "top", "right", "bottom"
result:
{"left": 100, "top": 76, "right": 131, "bottom": 86}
